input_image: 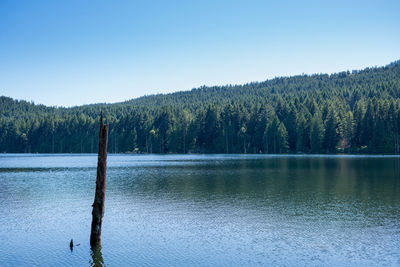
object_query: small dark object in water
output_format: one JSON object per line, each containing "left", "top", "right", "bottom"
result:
{"left": 70, "top": 239, "right": 73, "bottom": 251}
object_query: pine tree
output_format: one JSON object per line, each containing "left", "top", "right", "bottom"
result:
{"left": 323, "top": 108, "right": 339, "bottom": 153}
{"left": 310, "top": 113, "right": 324, "bottom": 153}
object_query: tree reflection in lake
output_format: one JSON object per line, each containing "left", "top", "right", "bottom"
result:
{"left": 1, "top": 154, "right": 400, "bottom": 266}
{"left": 90, "top": 245, "right": 105, "bottom": 267}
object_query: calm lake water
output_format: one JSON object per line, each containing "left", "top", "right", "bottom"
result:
{"left": 0, "top": 154, "right": 400, "bottom": 266}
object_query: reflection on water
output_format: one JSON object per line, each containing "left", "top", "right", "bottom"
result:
{"left": 0, "top": 154, "right": 399, "bottom": 266}
{"left": 90, "top": 245, "right": 104, "bottom": 267}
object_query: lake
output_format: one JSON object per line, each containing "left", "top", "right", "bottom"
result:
{"left": 0, "top": 154, "right": 400, "bottom": 266}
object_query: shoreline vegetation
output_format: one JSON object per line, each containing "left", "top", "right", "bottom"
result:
{"left": 1, "top": 60, "right": 400, "bottom": 154}
{"left": 2, "top": 152, "right": 400, "bottom": 157}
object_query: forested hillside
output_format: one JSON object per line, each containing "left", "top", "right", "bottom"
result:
{"left": 1, "top": 61, "right": 400, "bottom": 154}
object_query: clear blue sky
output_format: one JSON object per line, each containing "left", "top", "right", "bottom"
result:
{"left": 1, "top": 0, "right": 399, "bottom": 107}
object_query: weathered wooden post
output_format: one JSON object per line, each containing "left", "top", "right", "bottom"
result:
{"left": 90, "top": 112, "right": 108, "bottom": 247}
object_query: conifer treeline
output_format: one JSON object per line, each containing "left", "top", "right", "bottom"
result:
{"left": 1, "top": 61, "right": 399, "bottom": 154}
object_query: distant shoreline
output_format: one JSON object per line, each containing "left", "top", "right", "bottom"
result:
{"left": 1, "top": 153, "right": 400, "bottom": 157}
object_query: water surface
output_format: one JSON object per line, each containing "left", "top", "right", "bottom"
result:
{"left": 0, "top": 154, "right": 399, "bottom": 266}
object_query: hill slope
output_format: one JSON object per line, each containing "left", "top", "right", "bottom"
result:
{"left": 1, "top": 60, "right": 400, "bottom": 153}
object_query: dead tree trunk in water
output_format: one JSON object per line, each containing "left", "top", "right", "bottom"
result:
{"left": 90, "top": 112, "right": 108, "bottom": 247}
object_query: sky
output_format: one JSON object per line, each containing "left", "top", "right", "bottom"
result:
{"left": 0, "top": 0, "right": 399, "bottom": 107}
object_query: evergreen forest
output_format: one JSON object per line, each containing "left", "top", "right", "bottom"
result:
{"left": 1, "top": 61, "right": 400, "bottom": 154}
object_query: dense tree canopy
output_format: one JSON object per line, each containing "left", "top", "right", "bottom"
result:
{"left": 1, "top": 60, "right": 400, "bottom": 154}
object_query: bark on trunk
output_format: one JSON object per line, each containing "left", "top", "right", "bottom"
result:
{"left": 90, "top": 112, "right": 108, "bottom": 247}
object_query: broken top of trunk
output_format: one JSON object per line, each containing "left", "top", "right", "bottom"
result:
{"left": 90, "top": 112, "right": 108, "bottom": 247}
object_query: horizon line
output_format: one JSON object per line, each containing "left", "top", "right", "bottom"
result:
{"left": 2, "top": 59, "right": 399, "bottom": 109}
